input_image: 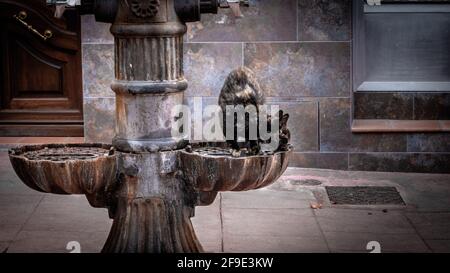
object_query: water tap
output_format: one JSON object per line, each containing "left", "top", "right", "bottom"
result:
{"left": 46, "top": 0, "right": 81, "bottom": 18}
{"left": 219, "top": 0, "right": 249, "bottom": 18}
{"left": 46, "top": 0, "right": 118, "bottom": 23}
{"left": 47, "top": 0, "right": 250, "bottom": 23}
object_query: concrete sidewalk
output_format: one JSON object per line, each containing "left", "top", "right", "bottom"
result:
{"left": 0, "top": 152, "right": 449, "bottom": 253}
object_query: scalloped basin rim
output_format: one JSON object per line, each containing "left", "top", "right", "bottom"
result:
{"left": 179, "top": 145, "right": 293, "bottom": 192}
{"left": 180, "top": 145, "right": 294, "bottom": 159}
{"left": 9, "top": 143, "right": 117, "bottom": 195}
{"left": 9, "top": 143, "right": 113, "bottom": 155}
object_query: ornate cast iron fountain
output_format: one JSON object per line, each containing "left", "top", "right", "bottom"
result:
{"left": 9, "top": 0, "right": 292, "bottom": 253}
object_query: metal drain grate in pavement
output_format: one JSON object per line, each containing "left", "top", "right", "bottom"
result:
{"left": 326, "top": 186, "right": 405, "bottom": 205}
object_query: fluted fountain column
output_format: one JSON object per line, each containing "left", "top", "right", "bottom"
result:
{"left": 103, "top": 0, "right": 202, "bottom": 253}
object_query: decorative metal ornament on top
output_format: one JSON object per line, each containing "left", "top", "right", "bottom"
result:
{"left": 130, "top": 0, "right": 160, "bottom": 18}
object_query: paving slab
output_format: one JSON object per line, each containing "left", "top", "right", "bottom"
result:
{"left": 0, "top": 195, "right": 43, "bottom": 228}
{"left": 324, "top": 231, "right": 429, "bottom": 253}
{"left": 0, "top": 179, "right": 44, "bottom": 196}
{"left": 23, "top": 195, "right": 112, "bottom": 233}
{"left": 224, "top": 234, "right": 329, "bottom": 253}
{"left": 397, "top": 180, "right": 450, "bottom": 212}
{"left": 315, "top": 208, "right": 416, "bottom": 234}
{"left": 7, "top": 230, "right": 108, "bottom": 253}
{"left": 0, "top": 242, "right": 9, "bottom": 252}
{"left": 191, "top": 195, "right": 222, "bottom": 253}
{"left": 221, "top": 189, "right": 314, "bottom": 209}
{"left": 223, "top": 208, "right": 319, "bottom": 238}
{"left": 0, "top": 225, "right": 21, "bottom": 242}
{"left": 283, "top": 168, "right": 352, "bottom": 181}
{"left": 426, "top": 240, "right": 450, "bottom": 253}
{"left": 405, "top": 212, "right": 450, "bottom": 240}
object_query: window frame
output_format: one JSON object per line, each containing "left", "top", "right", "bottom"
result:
{"left": 352, "top": 0, "right": 450, "bottom": 93}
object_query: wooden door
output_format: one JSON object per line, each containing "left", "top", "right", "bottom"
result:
{"left": 0, "top": 0, "right": 83, "bottom": 136}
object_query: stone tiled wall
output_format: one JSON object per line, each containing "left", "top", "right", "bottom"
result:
{"left": 81, "top": 15, "right": 115, "bottom": 143}
{"left": 81, "top": 0, "right": 450, "bottom": 173}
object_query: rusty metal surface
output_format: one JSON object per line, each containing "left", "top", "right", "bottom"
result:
{"left": 102, "top": 197, "right": 203, "bottom": 253}
{"left": 175, "top": 0, "right": 219, "bottom": 22}
{"left": 22, "top": 146, "right": 110, "bottom": 161}
{"left": 9, "top": 0, "right": 294, "bottom": 253}
{"left": 94, "top": 0, "right": 206, "bottom": 252}
{"left": 110, "top": 0, "right": 189, "bottom": 153}
{"left": 180, "top": 145, "right": 293, "bottom": 192}
{"left": 114, "top": 36, "right": 184, "bottom": 82}
{"left": 197, "top": 191, "right": 218, "bottom": 206}
{"left": 9, "top": 143, "right": 117, "bottom": 195}
{"left": 114, "top": 91, "right": 184, "bottom": 142}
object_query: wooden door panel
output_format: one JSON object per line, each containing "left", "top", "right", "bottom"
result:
{"left": 1, "top": 0, "right": 79, "bottom": 51}
{"left": 0, "top": 0, "right": 83, "bottom": 136}
{"left": 6, "top": 35, "right": 73, "bottom": 109}
{"left": 13, "top": 39, "right": 63, "bottom": 97}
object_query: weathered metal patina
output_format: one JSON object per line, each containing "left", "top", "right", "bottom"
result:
{"left": 180, "top": 146, "right": 292, "bottom": 192}
{"left": 9, "top": 0, "right": 292, "bottom": 253}
{"left": 9, "top": 144, "right": 116, "bottom": 195}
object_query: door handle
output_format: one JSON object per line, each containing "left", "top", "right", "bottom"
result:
{"left": 13, "top": 11, "right": 53, "bottom": 41}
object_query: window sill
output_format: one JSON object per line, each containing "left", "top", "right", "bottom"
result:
{"left": 356, "top": 82, "right": 450, "bottom": 92}
{"left": 352, "top": 120, "right": 450, "bottom": 133}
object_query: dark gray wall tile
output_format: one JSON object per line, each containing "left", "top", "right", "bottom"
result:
{"left": 320, "top": 98, "right": 407, "bottom": 152}
{"left": 354, "top": 93, "right": 414, "bottom": 119}
{"left": 298, "top": 0, "right": 351, "bottom": 41}
{"left": 82, "top": 44, "right": 115, "bottom": 97}
{"left": 183, "top": 97, "right": 222, "bottom": 142}
{"left": 244, "top": 42, "right": 350, "bottom": 97}
{"left": 184, "top": 43, "right": 242, "bottom": 97}
{"left": 349, "top": 153, "right": 450, "bottom": 174}
{"left": 273, "top": 101, "right": 319, "bottom": 152}
{"left": 414, "top": 93, "right": 450, "bottom": 120}
{"left": 81, "top": 15, "right": 113, "bottom": 44}
{"left": 84, "top": 98, "right": 115, "bottom": 143}
{"left": 187, "top": 0, "right": 297, "bottom": 42}
{"left": 408, "top": 134, "right": 450, "bottom": 152}
{"left": 290, "top": 152, "right": 348, "bottom": 170}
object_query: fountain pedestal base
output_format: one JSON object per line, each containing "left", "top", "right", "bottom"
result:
{"left": 102, "top": 197, "right": 203, "bottom": 253}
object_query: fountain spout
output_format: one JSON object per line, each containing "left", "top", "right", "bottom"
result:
{"left": 221, "top": 0, "right": 249, "bottom": 18}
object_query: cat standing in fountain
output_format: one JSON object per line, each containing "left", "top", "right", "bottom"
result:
{"left": 218, "top": 67, "right": 291, "bottom": 157}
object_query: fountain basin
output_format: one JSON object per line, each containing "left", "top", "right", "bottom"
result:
{"left": 9, "top": 143, "right": 117, "bottom": 195}
{"left": 180, "top": 145, "right": 292, "bottom": 192}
